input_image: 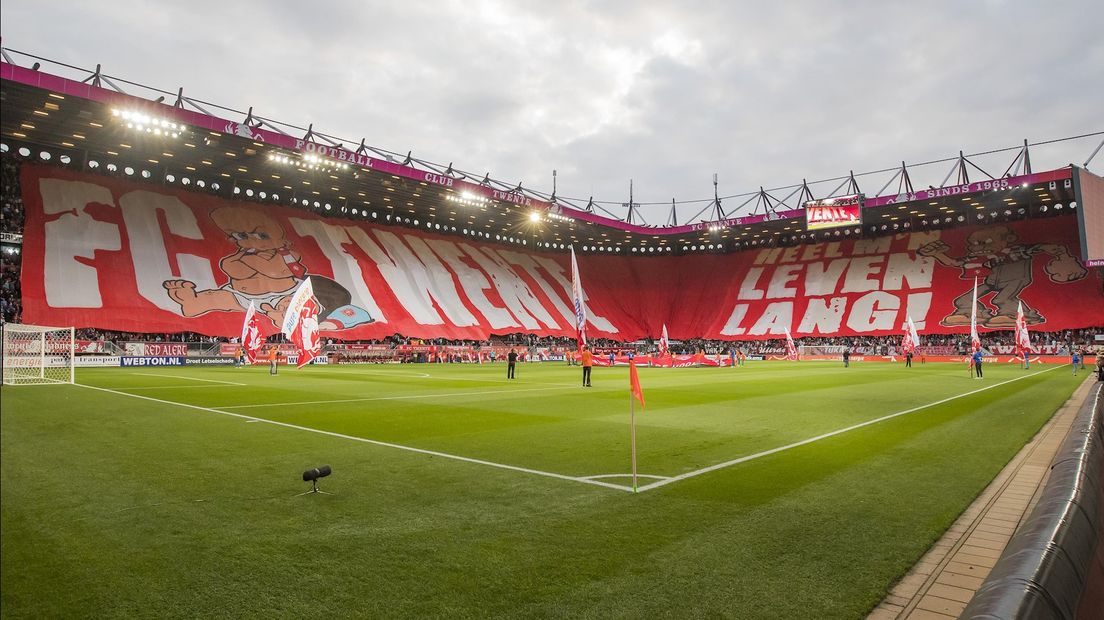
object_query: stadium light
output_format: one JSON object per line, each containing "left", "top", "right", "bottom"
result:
{"left": 298, "top": 465, "right": 333, "bottom": 495}
{"left": 529, "top": 212, "right": 541, "bottom": 222}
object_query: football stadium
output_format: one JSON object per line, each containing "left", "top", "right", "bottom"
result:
{"left": 2, "top": 39, "right": 1104, "bottom": 620}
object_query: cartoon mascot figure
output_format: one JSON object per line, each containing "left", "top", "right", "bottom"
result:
{"left": 163, "top": 206, "right": 374, "bottom": 330}
{"left": 917, "top": 224, "right": 1087, "bottom": 328}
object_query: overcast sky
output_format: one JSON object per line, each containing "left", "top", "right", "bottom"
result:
{"left": 2, "top": 1, "right": 1102, "bottom": 223}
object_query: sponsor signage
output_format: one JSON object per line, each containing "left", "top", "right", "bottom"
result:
{"left": 74, "top": 356, "right": 122, "bottom": 367}
{"left": 186, "top": 356, "right": 236, "bottom": 366}
{"left": 147, "top": 343, "right": 189, "bottom": 356}
{"left": 125, "top": 342, "right": 190, "bottom": 356}
{"left": 120, "top": 356, "right": 186, "bottom": 367}
{"left": 805, "top": 194, "right": 863, "bottom": 230}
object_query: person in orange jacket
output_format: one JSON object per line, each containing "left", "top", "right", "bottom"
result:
{"left": 580, "top": 346, "right": 593, "bottom": 387}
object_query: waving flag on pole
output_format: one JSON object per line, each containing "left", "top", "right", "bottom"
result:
{"left": 281, "top": 277, "right": 322, "bottom": 369}
{"left": 969, "top": 276, "right": 982, "bottom": 353}
{"left": 658, "top": 324, "right": 669, "bottom": 356}
{"left": 1015, "top": 301, "right": 1036, "bottom": 355}
{"left": 570, "top": 246, "right": 587, "bottom": 351}
{"left": 628, "top": 358, "right": 645, "bottom": 492}
{"left": 629, "top": 359, "right": 646, "bottom": 409}
{"left": 239, "top": 301, "right": 266, "bottom": 364}
{"left": 901, "top": 315, "right": 921, "bottom": 354}
{"left": 784, "top": 328, "right": 798, "bottom": 361}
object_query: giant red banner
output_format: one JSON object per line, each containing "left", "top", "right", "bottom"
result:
{"left": 18, "top": 166, "right": 1104, "bottom": 341}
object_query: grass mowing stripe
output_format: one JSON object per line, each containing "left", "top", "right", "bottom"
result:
{"left": 124, "top": 385, "right": 246, "bottom": 390}
{"left": 130, "top": 372, "right": 245, "bottom": 385}
{"left": 218, "top": 384, "right": 575, "bottom": 409}
{"left": 72, "top": 383, "right": 635, "bottom": 493}
{"left": 637, "top": 364, "right": 1065, "bottom": 492}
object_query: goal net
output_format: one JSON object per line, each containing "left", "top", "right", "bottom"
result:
{"left": 1, "top": 324, "right": 75, "bottom": 385}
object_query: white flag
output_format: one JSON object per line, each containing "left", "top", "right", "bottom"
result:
{"left": 570, "top": 246, "right": 587, "bottom": 350}
{"left": 969, "top": 276, "right": 981, "bottom": 352}
{"left": 902, "top": 315, "right": 921, "bottom": 353}
{"left": 282, "top": 278, "right": 322, "bottom": 368}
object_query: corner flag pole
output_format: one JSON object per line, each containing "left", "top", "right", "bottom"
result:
{"left": 630, "top": 390, "right": 638, "bottom": 493}
{"left": 628, "top": 359, "right": 645, "bottom": 493}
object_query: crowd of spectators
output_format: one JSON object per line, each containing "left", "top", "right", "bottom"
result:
{"left": 1, "top": 157, "right": 23, "bottom": 235}
{"left": 2, "top": 156, "right": 23, "bottom": 322}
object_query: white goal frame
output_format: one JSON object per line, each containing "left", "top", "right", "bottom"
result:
{"left": 1, "top": 324, "right": 75, "bottom": 385}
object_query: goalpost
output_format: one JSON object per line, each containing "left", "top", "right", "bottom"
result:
{"left": 1, "top": 324, "right": 75, "bottom": 385}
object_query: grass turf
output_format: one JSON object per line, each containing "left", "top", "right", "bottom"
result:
{"left": 0, "top": 360, "right": 1084, "bottom": 618}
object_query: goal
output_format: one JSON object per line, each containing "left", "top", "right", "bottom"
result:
{"left": 1, "top": 324, "right": 75, "bottom": 385}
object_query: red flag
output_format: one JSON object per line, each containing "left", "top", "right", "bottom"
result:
{"left": 239, "top": 301, "right": 266, "bottom": 364}
{"left": 658, "top": 323, "right": 669, "bottom": 357}
{"left": 629, "top": 359, "right": 645, "bottom": 409}
{"left": 289, "top": 297, "right": 322, "bottom": 368}
{"left": 1014, "top": 301, "right": 1036, "bottom": 355}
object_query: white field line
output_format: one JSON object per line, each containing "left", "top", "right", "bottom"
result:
{"left": 72, "top": 383, "right": 635, "bottom": 493}
{"left": 220, "top": 385, "right": 573, "bottom": 410}
{"left": 634, "top": 365, "right": 1065, "bottom": 493}
{"left": 131, "top": 373, "right": 245, "bottom": 386}
{"left": 584, "top": 473, "right": 669, "bottom": 481}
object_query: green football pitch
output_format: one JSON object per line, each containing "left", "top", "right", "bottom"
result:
{"left": 0, "top": 360, "right": 1082, "bottom": 618}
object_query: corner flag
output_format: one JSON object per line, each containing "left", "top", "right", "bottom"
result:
{"left": 240, "top": 301, "right": 266, "bottom": 364}
{"left": 628, "top": 358, "right": 645, "bottom": 492}
{"left": 281, "top": 277, "right": 322, "bottom": 368}
{"left": 629, "top": 359, "right": 645, "bottom": 409}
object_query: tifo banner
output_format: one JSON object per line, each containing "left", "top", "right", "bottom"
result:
{"left": 19, "top": 166, "right": 1104, "bottom": 341}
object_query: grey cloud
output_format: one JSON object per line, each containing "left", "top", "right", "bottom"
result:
{"left": 1, "top": 0, "right": 1100, "bottom": 223}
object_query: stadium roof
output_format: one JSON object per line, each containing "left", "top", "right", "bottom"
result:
{"left": 1, "top": 49, "right": 1098, "bottom": 255}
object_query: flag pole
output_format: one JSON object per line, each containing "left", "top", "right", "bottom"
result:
{"left": 630, "top": 392, "right": 638, "bottom": 493}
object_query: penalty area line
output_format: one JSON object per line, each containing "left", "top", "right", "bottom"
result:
{"left": 73, "top": 383, "right": 635, "bottom": 494}
{"left": 635, "top": 365, "right": 1066, "bottom": 493}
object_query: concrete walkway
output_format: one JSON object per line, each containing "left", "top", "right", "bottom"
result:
{"left": 868, "top": 373, "right": 1097, "bottom": 620}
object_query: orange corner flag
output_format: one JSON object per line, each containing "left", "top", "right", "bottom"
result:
{"left": 629, "top": 359, "right": 645, "bottom": 409}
